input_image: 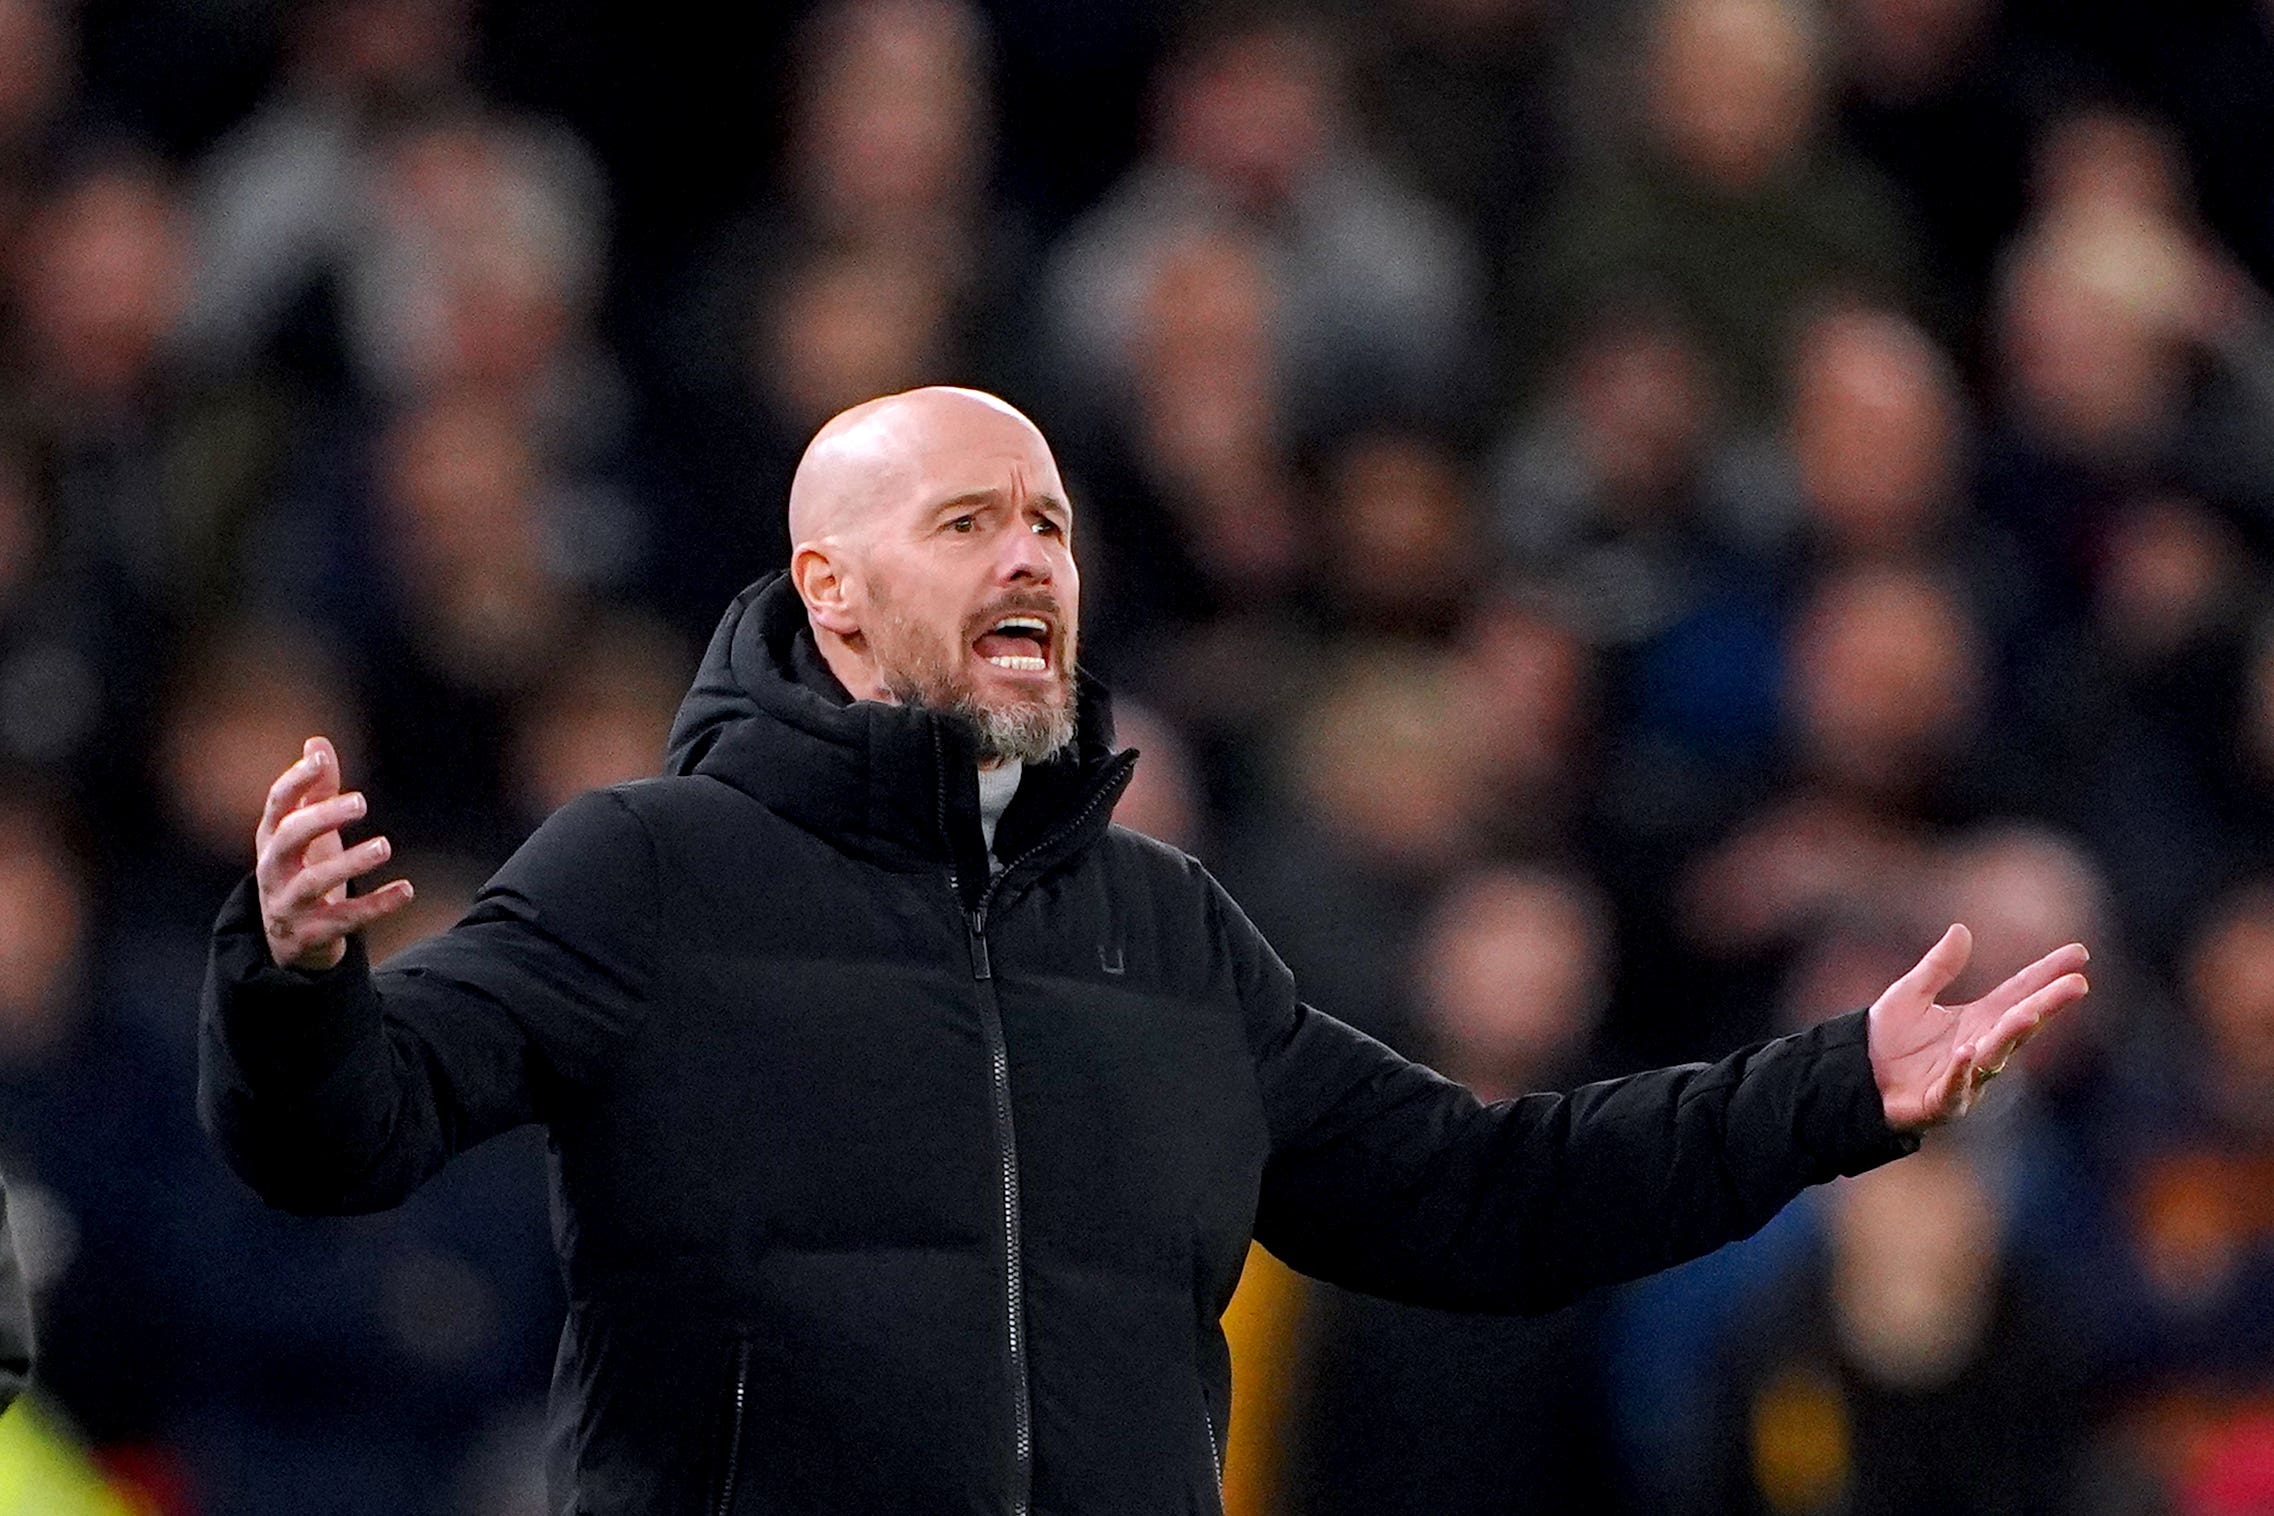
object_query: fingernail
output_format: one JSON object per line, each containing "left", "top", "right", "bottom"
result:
{"left": 349, "top": 792, "right": 366, "bottom": 816}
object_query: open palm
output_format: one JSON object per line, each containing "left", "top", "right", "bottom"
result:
{"left": 1869, "top": 924, "right": 2090, "bottom": 1132}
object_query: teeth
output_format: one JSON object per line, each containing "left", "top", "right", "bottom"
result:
{"left": 995, "top": 616, "right": 1048, "bottom": 634}
{"left": 985, "top": 654, "right": 1047, "bottom": 671}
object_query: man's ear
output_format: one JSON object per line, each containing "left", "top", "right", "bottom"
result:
{"left": 792, "top": 542, "right": 862, "bottom": 639}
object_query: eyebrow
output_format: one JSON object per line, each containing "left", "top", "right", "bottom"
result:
{"left": 932, "top": 489, "right": 1072, "bottom": 523}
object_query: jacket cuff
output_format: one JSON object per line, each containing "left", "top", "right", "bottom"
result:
{"left": 206, "top": 873, "right": 380, "bottom": 1090}
{"left": 1790, "top": 1007, "right": 1920, "bottom": 1177}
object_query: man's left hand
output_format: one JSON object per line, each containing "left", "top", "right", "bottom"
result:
{"left": 1868, "top": 925, "right": 2090, "bottom": 1132}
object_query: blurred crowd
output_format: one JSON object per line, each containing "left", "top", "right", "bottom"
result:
{"left": 3, "top": 0, "right": 2274, "bottom": 1510}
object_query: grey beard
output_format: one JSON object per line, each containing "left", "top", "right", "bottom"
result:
{"left": 885, "top": 676, "right": 1078, "bottom": 766}
{"left": 963, "top": 697, "right": 1078, "bottom": 766}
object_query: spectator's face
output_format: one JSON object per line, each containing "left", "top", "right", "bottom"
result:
{"left": 842, "top": 404, "right": 1082, "bottom": 762}
{"left": 1789, "top": 309, "right": 1961, "bottom": 553}
{"left": 794, "top": 0, "right": 991, "bottom": 228}
{"left": 2093, "top": 495, "right": 2242, "bottom": 663}
{"left": 1830, "top": 1149, "right": 1999, "bottom": 1388}
{"left": 0, "top": 809, "right": 82, "bottom": 1042}
{"left": 1418, "top": 870, "right": 1606, "bottom": 1095}
{"left": 1162, "top": 27, "right": 1336, "bottom": 206}
{"left": 760, "top": 252, "right": 952, "bottom": 432}
{"left": 0, "top": 0, "right": 66, "bottom": 150}
{"left": 1791, "top": 568, "right": 1983, "bottom": 798}
{"left": 1458, "top": 604, "right": 1589, "bottom": 804}
{"left": 160, "top": 645, "right": 356, "bottom": 864}
{"left": 2189, "top": 903, "right": 2274, "bottom": 1093}
{"left": 1838, "top": 0, "right": 1990, "bottom": 96}
{"left": 510, "top": 621, "right": 687, "bottom": 822}
{"left": 1323, "top": 435, "right": 1476, "bottom": 630}
{"left": 1568, "top": 315, "right": 1712, "bottom": 517}
{"left": 15, "top": 163, "right": 186, "bottom": 401}
{"left": 1648, "top": 0, "right": 1821, "bottom": 191}
{"left": 1997, "top": 217, "right": 2190, "bottom": 459}
{"left": 1295, "top": 649, "right": 1490, "bottom": 870}
{"left": 382, "top": 397, "right": 541, "bottom": 579}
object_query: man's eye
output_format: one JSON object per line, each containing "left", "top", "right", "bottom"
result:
{"left": 948, "top": 515, "right": 976, "bottom": 533}
{"left": 1032, "top": 518, "right": 1061, "bottom": 536}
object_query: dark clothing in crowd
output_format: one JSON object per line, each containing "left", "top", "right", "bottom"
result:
{"left": 0, "top": 1181, "right": 31, "bottom": 1413}
{"left": 1705, "top": 1263, "right": 2091, "bottom": 1516}
{"left": 1287, "top": 1285, "right": 1619, "bottom": 1516}
{"left": 202, "top": 573, "right": 1918, "bottom": 1515}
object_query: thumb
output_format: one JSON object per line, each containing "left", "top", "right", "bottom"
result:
{"left": 1891, "top": 923, "right": 1972, "bottom": 1009}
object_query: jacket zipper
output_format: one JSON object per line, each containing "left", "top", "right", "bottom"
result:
{"left": 1202, "top": 1398, "right": 1223, "bottom": 1500}
{"left": 714, "top": 1337, "right": 750, "bottom": 1516}
{"left": 941, "top": 742, "right": 1138, "bottom": 1516}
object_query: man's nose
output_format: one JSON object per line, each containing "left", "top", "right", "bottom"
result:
{"left": 998, "top": 527, "right": 1053, "bottom": 584}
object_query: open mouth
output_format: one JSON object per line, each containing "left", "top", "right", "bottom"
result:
{"left": 973, "top": 614, "right": 1054, "bottom": 674}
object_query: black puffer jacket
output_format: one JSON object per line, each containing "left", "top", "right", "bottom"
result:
{"left": 200, "top": 573, "right": 1917, "bottom": 1516}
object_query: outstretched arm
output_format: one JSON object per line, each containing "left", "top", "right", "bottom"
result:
{"left": 1221, "top": 876, "right": 2087, "bottom": 1316}
{"left": 200, "top": 737, "right": 656, "bottom": 1216}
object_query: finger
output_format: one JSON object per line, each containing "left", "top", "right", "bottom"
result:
{"left": 273, "top": 880, "right": 416, "bottom": 965}
{"left": 1967, "top": 942, "right": 2091, "bottom": 1020}
{"left": 1939, "top": 1044, "right": 1978, "bottom": 1123}
{"left": 259, "top": 792, "right": 368, "bottom": 878}
{"left": 257, "top": 742, "right": 337, "bottom": 846}
{"left": 1891, "top": 923, "right": 1973, "bottom": 1008}
{"left": 305, "top": 879, "right": 416, "bottom": 937}
{"left": 277, "top": 835, "right": 392, "bottom": 913}
{"left": 1973, "top": 972, "right": 2090, "bottom": 1072}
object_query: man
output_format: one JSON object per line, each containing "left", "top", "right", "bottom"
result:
{"left": 202, "top": 387, "right": 2088, "bottom": 1515}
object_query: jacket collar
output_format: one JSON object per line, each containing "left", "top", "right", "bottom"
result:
{"left": 662, "top": 574, "right": 1134, "bottom": 886}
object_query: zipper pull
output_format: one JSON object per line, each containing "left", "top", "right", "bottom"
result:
{"left": 967, "top": 911, "right": 992, "bottom": 981}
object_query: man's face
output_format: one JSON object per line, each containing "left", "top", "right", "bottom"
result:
{"left": 853, "top": 415, "right": 1081, "bottom": 763}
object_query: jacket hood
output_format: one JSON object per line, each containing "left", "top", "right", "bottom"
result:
{"left": 662, "top": 574, "right": 1130, "bottom": 880}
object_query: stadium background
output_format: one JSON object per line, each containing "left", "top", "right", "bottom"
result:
{"left": 1, "top": 0, "right": 2272, "bottom": 1510}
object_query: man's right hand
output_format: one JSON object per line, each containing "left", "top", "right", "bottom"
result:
{"left": 256, "top": 735, "right": 414, "bottom": 971}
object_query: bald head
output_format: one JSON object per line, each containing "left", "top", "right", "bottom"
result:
{"left": 786, "top": 386, "right": 1055, "bottom": 549}
{"left": 784, "top": 386, "right": 1081, "bottom": 763}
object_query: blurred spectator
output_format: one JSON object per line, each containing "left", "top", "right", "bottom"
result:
{"left": 1766, "top": 302, "right": 2048, "bottom": 660}
{"left": 1282, "top": 865, "right": 1623, "bottom": 1516}
{"left": 1105, "top": 697, "right": 1209, "bottom": 857}
{"left": 1983, "top": 120, "right": 2274, "bottom": 594}
{"left": 1353, "top": 0, "right": 1568, "bottom": 253}
{"left": 1222, "top": 644, "right": 1498, "bottom": 1046}
{"left": 1044, "top": 8, "right": 1485, "bottom": 443}
{"left": 1316, "top": 429, "right": 1484, "bottom": 642}
{"left": 0, "top": 791, "right": 192, "bottom": 1459}
{"left": 100, "top": 619, "right": 365, "bottom": 1064}
{"left": 180, "top": 0, "right": 476, "bottom": 390}
{"left": 1829, "top": 0, "right": 2033, "bottom": 319}
{"left": 504, "top": 611, "right": 691, "bottom": 833}
{"left": 2039, "top": 490, "right": 2261, "bottom": 955}
{"left": 1705, "top": 1142, "right": 2089, "bottom": 1515}
{"left": 1453, "top": 596, "right": 1598, "bottom": 857}
{"left": 1676, "top": 567, "right": 2005, "bottom": 1022}
{"left": 1529, "top": 0, "right": 1922, "bottom": 414}
{"left": 0, "top": 0, "right": 73, "bottom": 271}
{"left": 330, "top": 391, "right": 619, "bottom": 851}
{"left": 10, "top": 148, "right": 291, "bottom": 626}
{"left": 1076, "top": 225, "right": 1315, "bottom": 706}
{"left": 1490, "top": 304, "right": 1737, "bottom": 648}
{"left": 0, "top": 430, "right": 157, "bottom": 822}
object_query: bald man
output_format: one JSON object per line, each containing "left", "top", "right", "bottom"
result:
{"left": 202, "top": 387, "right": 2087, "bottom": 1516}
